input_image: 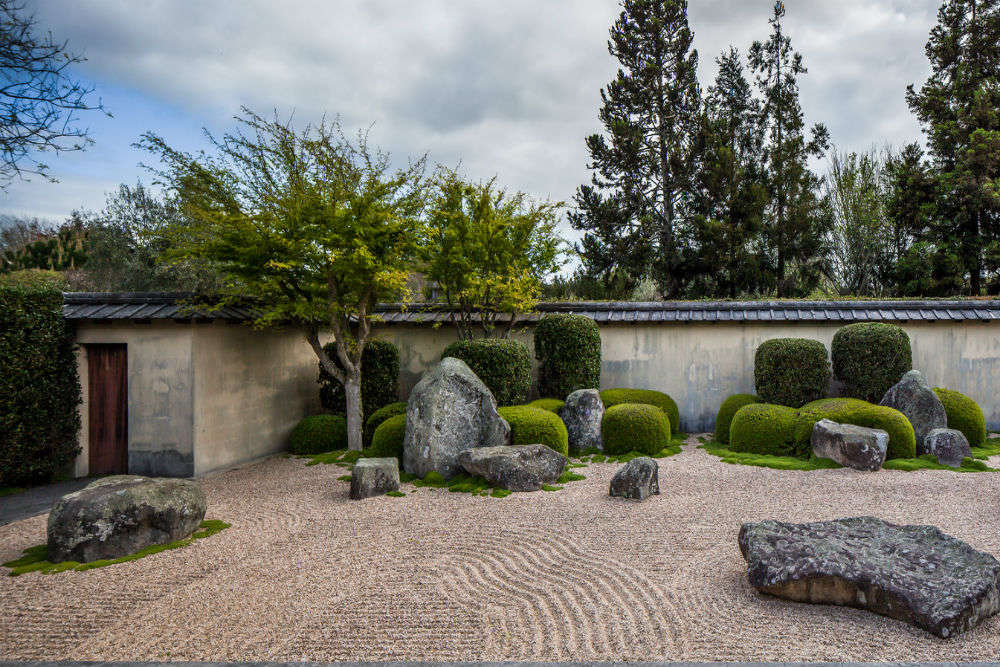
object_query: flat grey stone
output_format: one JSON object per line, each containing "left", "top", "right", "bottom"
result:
{"left": 560, "top": 389, "right": 604, "bottom": 452}
{"left": 880, "top": 370, "right": 947, "bottom": 454}
{"left": 609, "top": 457, "right": 660, "bottom": 500}
{"left": 350, "top": 457, "right": 400, "bottom": 499}
{"left": 458, "top": 444, "right": 567, "bottom": 492}
{"left": 810, "top": 419, "right": 887, "bottom": 471}
{"left": 926, "top": 428, "right": 972, "bottom": 468}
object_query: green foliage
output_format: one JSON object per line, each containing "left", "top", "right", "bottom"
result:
{"left": 800, "top": 398, "right": 916, "bottom": 460}
{"left": 971, "top": 438, "right": 1000, "bottom": 460}
{"left": 700, "top": 437, "right": 842, "bottom": 471}
{"left": 534, "top": 314, "right": 602, "bottom": 398}
{"left": 1, "top": 219, "right": 87, "bottom": 272}
{"left": 601, "top": 403, "right": 671, "bottom": 456}
{"left": 319, "top": 339, "right": 400, "bottom": 420}
{"left": 363, "top": 401, "right": 407, "bottom": 446}
{"left": 714, "top": 394, "right": 760, "bottom": 444}
{"left": 934, "top": 388, "right": 987, "bottom": 447}
{"left": 729, "top": 403, "right": 809, "bottom": 457}
{"left": 0, "top": 268, "right": 67, "bottom": 288}
{"left": 600, "top": 388, "right": 680, "bottom": 435}
{"left": 528, "top": 398, "right": 565, "bottom": 413}
{"left": 442, "top": 338, "right": 531, "bottom": 406}
{"left": 882, "top": 455, "right": 995, "bottom": 473}
{"left": 288, "top": 414, "right": 348, "bottom": 455}
{"left": 0, "top": 283, "right": 81, "bottom": 486}
{"left": 365, "top": 414, "right": 406, "bottom": 461}
{"left": 754, "top": 338, "right": 830, "bottom": 408}
{"left": 831, "top": 323, "right": 912, "bottom": 402}
{"left": 498, "top": 405, "right": 569, "bottom": 456}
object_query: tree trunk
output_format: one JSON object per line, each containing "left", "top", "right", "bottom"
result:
{"left": 345, "top": 375, "right": 363, "bottom": 451}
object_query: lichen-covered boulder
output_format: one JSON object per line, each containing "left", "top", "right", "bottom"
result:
{"left": 47, "top": 475, "right": 207, "bottom": 563}
{"left": 457, "top": 444, "right": 566, "bottom": 492}
{"left": 925, "top": 428, "right": 972, "bottom": 468}
{"left": 739, "top": 516, "right": 1000, "bottom": 638}
{"left": 559, "top": 389, "right": 604, "bottom": 452}
{"left": 350, "top": 457, "right": 400, "bottom": 499}
{"left": 810, "top": 419, "right": 887, "bottom": 471}
{"left": 403, "top": 357, "right": 510, "bottom": 479}
{"left": 880, "top": 370, "right": 946, "bottom": 454}
{"left": 609, "top": 457, "right": 659, "bottom": 501}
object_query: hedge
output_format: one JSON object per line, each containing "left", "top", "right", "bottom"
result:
{"left": 288, "top": 414, "right": 348, "bottom": 455}
{"left": 319, "top": 339, "right": 399, "bottom": 419}
{"left": 534, "top": 314, "right": 601, "bottom": 399}
{"left": 0, "top": 283, "right": 81, "bottom": 486}
{"left": 364, "top": 414, "right": 407, "bottom": 460}
{"left": 600, "top": 388, "right": 679, "bottom": 435}
{"left": 832, "top": 323, "right": 912, "bottom": 402}
{"left": 800, "top": 398, "right": 916, "bottom": 460}
{"left": 498, "top": 405, "right": 569, "bottom": 456}
{"left": 714, "top": 394, "right": 760, "bottom": 445}
{"left": 729, "top": 403, "right": 810, "bottom": 458}
{"left": 602, "top": 403, "right": 671, "bottom": 456}
{"left": 442, "top": 338, "right": 531, "bottom": 406}
{"left": 754, "top": 338, "right": 830, "bottom": 408}
{"left": 528, "top": 398, "right": 565, "bottom": 413}
{"left": 364, "top": 401, "right": 407, "bottom": 447}
{"left": 934, "top": 388, "right": 987, "bottom": 447}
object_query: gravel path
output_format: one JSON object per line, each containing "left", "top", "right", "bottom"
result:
{"left": 3, "top": 436, "right": 1000, "bottom": 662}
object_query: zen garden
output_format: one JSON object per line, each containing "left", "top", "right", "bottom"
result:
{"left": 3, "top": 0, "right": 1000, "bottom": 664}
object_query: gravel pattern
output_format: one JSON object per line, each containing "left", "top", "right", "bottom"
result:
{"left": 3, "top": 436, "right": 1000, "bottom": 661}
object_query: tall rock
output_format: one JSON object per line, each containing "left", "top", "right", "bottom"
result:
{"left": 880, "top": 370, "right": 946, "bottom": 454}
{"left": 560, "top": 389, "right": 605, "bottom": 452}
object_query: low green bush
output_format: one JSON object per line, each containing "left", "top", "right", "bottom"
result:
{"left": 364, "top": 401, "right": 407, "bottom": 446}
{"left": 534, "top": 313, "right": 602, "bottom": 399}
{"left": 754, "top": 338, "right": 830, "bottom": 408}
{"left": 729, "top": 403, "right": 810, "bottom": 458}
{"left": 288, "top": 414, "right": 348, "bottom": 454}
{"left": 528, "top": 398, "right": 565, "bottom": 413}
{"left": 601, "top": 403, "right": 672, "bottom": 456}
{"left": 832, "top": 323, "right": 912, "bottom": 402}
{"left": 600, "top": 388, "right": 680, "bottom": 435}
{"left": 800, "top": 398, "right": 916, "bottom": 460}
{"left": 498, "top": 405, "right": 569, "bottom": 456}
{"left": 319, "top": 339, "right": 399, "bottom": 419}
{"left": 443, "top": 338, "right": 531, "bottom": 406}
{"left": 364, "top": 414, "right": 407, "bottom": 460}
{"left": 934, "top": 388, "right": 987, "bottom": 447}
{"left": 714, "top": 394, "right": 760, "bottom": 445}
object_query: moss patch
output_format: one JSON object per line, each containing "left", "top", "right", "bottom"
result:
{"left": 971, "top": 438, "right": 1000, "bottom": 459}
{"left": 699, "top": 437, "right": 842, "bottom": 471}
{"left": 385, "top": 490, "right": 406, "bottom": 497}
{"left": 541, "top": 484, "right": 563, "bottom": 491}
{"left": 558, "top": 470, "right": 586, "bottom": 483}
{"left": 882, "top": 455, "right": 996, "bottom": 472}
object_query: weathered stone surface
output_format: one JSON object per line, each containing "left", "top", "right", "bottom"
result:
{"left": 350, "top": 457, "right": 400, "bottom": 499}
{"left": 559, "top": 389, "right": 604, "bottom": 452}
{"left": 739, "top": 516, "right": 1000, "bottom": 638}
{"left": 810, "top": 419, "right": 888, "bottom": 471}
{"left": 403, "top": 357, "right": 511, "bottom": 479}
{"left": 457, "top": 444, "right": 567, "bottom": 492}
{"left": 609, "top": 457, "right": 659, "bottom": 500}
{"left": 926, "top": 428, "right": 972, "bottom": 468}
{"left": 880, "top": 370, "right": 947, "bottom": 454}
{"left": 47, "top": 475, "right": 207, "bottom": 563}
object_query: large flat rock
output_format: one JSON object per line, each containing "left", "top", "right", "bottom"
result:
{"left": 458, "top": 444, "right": 566, "bottom": 492}
{"left": 738, "top": 516, "right": 1000, "bottom": 638}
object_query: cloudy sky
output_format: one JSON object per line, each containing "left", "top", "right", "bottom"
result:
{"left": 1, "top": 0, "right": 941, "bottom": 227}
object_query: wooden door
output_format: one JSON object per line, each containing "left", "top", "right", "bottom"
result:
{"left": 87, "top": 344, "right": 128, "bottom": 475}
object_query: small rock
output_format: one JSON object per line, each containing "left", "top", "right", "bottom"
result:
{"left": 350, "top": 457, "right": 400, "bottom": 499}
{"left": 560, "top": 389, "right": 605, "bottom": 452}
{"left": 739, "top": 516, "right": 1000, "bottom": 638}
{"left": 880, "top": 370, "right": 947, "bottom": 454}
{"left": 47, "top": 475, "right": 207, "bottom": 563}
{"left": 609, "top": 457, "right": 659, "bottom": 500}
{"left": 925, "top": 428, "right": 972, "bottom": 468}
{"left": 457, "top": 444, "right": 567, "bottom": 492}
{"left": 810, "top": 419, "right": 888, "bottom": 471}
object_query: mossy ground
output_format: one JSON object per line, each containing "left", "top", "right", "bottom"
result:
{"left": 3, "top": 520, "right": 231, "bottom": 577}
{"left": 882, "top": 455, "right": 996, "bottom": 472}
{"left": 574, "top": 434, "right": 686, "bottom": 464}
{"left": 970, "top": 437, "right": 1000, "bottom": 459}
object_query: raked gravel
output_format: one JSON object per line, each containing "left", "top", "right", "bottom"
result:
{"left": 3, "top": 435, "right": 1000, "bottom": 662}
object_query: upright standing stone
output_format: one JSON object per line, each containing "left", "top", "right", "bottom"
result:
{"left": 560, "top": 389, "right": 605, "bottom": 452}
{"left": 609, "top": 457, "right": 660, "bottom": 500}
{"left": 350, "top": 458, "right": 400, "bottom": 499}
{"left": 810, "top": 419, "right": 888, "bottom": 471}
{"left": 925, "top": 428, "right": 972, "bottom": 468}
{"left": 403, "top": 357, "right": 510, "bottom": 479}
{"left": 880, "top": 370, "right": 947, "bottom": 454}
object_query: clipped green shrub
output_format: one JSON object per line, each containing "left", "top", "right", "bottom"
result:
{"left": 714, "top": 394, "right": 760, "bottom": 445}
{"left": 498, "top": 405, "right": 569, "bottom": 456}
{"left": 729, "top": 403, "right": 810, "bottom": 458}
{"left": 800, "top": 398, "right": 916, "bottom": 460}
{"left": 288, "top": 414, "right": 348, "bottom": 454}
{"left": 319, "top": 339, "right": 400, "bottom": 419}
{"left": 534, "top": 314, "right": 601, "bottom": 399}
{"left": 832, "top": 323, "right": 912, "bottom": 402}
{"left": 529, "top": 398, "right": 565, "bottom": 413}
{"left": 601, "top": 403, "right": 671, "bottom": 456}
{"left": 754, "top": 338, "right": 830, "bottom": 408}
{"left": 364, "top": 414, "right": 407, "bottom": 460}
{"left": 934, "top": 388, "right": 987, "bottom": 447}
{"left": 443, "top": 338, "right": 531, "bottom": 406}
{"left": 364, "top": 401, "right": 407, "bottom": 446}
{"left": 600, "top": 388, "right": 680, "bottom": 435}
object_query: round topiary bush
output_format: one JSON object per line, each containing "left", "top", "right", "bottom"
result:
{"left": 442, "top": 338, "right": 531, "bottom": 406}
{"left": 729, "top": 403, "right": 810, "bottom": 457}
{"left": 754, "top": 338, "right": 831, "bottom": 408}
{"left": 364, "top": 413, "right": 407, "bottom": 460}
{"left": 528, "top": 398, "right": 565, "bottom": 413}
{"left": 832, "top": 323, "right": 912, "bottom": 403}
{"left": 601, "top": 403, "right": 672, "bottom": 456}
{"left": 600, "top": 388, "right": 680, "bottom": 435}
{"left": 288, "top": 414, "right": 348, "bottom": 454}
{"left": 799, "top": 398, "right": 916, "bottom": 460}
{"left": 934, "top": 388, "right": 987, "bottom": 447}
{"left": 498, "top": 405, "right": 569, "bottom": 456}
{"left": 363, "top": 401, "right": 407, "bottom": 447}
{"left": 714, "top": 394, "right": 760, "bottom": 445}
{"left": 319, "top": 339, "right": 400, "bottom": 419}
{"left": 534, "top": 314, "right": 602, "bottom": 399}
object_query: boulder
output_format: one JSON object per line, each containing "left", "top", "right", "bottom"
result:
{"left": 925, "top": 428, "right": 972, "bottom": 468}
{"left": 880, "top": 370, "right": 947, "bottom": 454}
{"left": 739, "top": 516, "right": 1000, "bottom": 638}
{"left": 609, "top": 457, "right": 659, "bottom": 500}
{"left": 350, "top": 457, "right": 400, "bottom": 499}
{"left": 457, "top": 444, "right": 567, "bottom": 492}
{"left": 47, "top": 475, "right": 207, "bottom": 563}
{"left": 403, "top": 357, "right": 511, "bottom": 479}
{"left": 810, "top": 419, "right": 888, "bottom": 471}
{"left": 559, "top": 389, "right": 604, "bottom": 452}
